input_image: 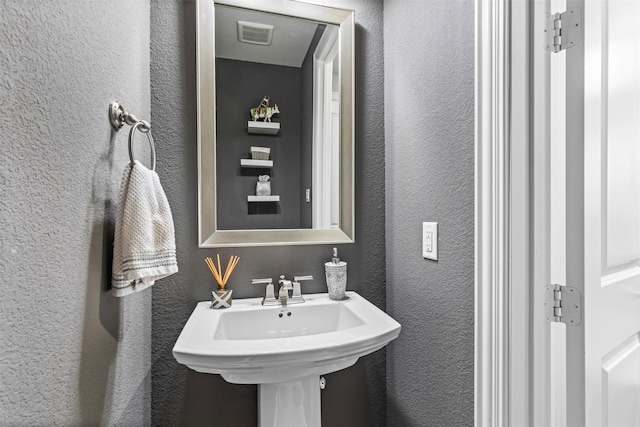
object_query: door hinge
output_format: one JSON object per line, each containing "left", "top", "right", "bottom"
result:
{"left": 544, "top": 7, "right": 582, "bottom": 53}
{"left": 545, "top": 284, "right": 582, "bottom": 325}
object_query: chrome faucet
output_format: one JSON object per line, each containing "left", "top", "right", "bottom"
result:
{"left": 277, "top": 275, "right": 292, "bottom": 307}
{"left": 282, "top": 275, "right": 313, "bottom": 304}
{"left": 278, "top": 275, "right": 293, "bottom": 293}
{"left": 253, "top": 275, "right": 314, "bottom": 306}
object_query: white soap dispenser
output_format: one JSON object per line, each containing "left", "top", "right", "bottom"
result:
{"left": 324, "top": 247, "right": 347, "bottom": 300}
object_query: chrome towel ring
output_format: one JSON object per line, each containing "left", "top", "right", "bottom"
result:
{"left": 129, "top": 121, "right": 156, "bottom": 171}
{"left": 108, "top": 101, "right": 156, "bottom": 170}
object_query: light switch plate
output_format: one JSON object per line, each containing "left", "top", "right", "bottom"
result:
{"left": 422, "top": 222, "right": 438, "bottom": 261}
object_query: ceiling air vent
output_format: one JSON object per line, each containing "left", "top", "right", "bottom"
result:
{"left": 237, "top": 21, "right": 274, "bottom": 46}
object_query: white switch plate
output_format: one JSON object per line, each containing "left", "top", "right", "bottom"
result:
{"left": 422, "top": 222, "right": 438, "bottom": 260}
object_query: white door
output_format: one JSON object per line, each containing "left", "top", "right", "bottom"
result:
{"left": 537, "top": 1, "right": 640, "bottom": 426}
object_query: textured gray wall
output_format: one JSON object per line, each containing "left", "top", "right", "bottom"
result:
{"left": 384, "top": 1, "right": 475, "bottom": 426}
{"left": 150, "top": 0, "right": 385, "bottom": 425}
{"left": 0, "top": 1, "right": 152, "bottom": 425}
{"left": 0, "top": 0, "right": 476, "bottom": 424}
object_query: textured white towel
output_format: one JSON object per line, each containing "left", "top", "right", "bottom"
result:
{"left": 111, "top": 161, "right": 178, "bottom": 297}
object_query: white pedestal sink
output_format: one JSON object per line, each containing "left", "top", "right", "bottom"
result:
{"left": 173, "top": 291, "right": 401, "bottom": 427}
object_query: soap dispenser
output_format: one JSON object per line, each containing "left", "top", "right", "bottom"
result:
{"left": 324, "top": 247, "right": 347, "bottom": 300}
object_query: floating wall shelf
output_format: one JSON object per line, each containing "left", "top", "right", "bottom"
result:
{"left": 241, "top": 159, "right": 273, "bottom": 168}
{"left": 247, "top": 121, "right": 280, "bottom": 135}
{"left": 248, "top": 195, "right": 280, "bottom": 202}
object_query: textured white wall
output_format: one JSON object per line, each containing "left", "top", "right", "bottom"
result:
{"left": 0, "top": 1, "right": 152, "bottom": 425}
{"left": 384, "top": 0, "right": 475, "bottom": 425}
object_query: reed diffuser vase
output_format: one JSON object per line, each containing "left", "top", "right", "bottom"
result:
{"left": 211, "top": 288, "right": 233, "bottom": 309}
{"left": 205, "top": 255, "right": 240, "bottom": 309}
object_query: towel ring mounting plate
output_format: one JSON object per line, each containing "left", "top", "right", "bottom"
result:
{"left": 109, "top": 101, "right": 150, "bottom": 132}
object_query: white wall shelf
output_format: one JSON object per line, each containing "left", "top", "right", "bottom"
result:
{"left": 247, "top": 121, "right": 280, "bottom": 135}
{"left": 248, "top": 195, "right": 280, "bottom": 202}
{"left": 241, "top": 159, "right": 273, "bottom": 168}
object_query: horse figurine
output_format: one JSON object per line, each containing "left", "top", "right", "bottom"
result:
{"left": 250, "top": 96, "right": 280, "bottom": 122}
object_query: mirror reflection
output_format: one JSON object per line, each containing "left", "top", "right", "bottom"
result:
{"left": 214, "top": 5, "right": 341, "bottom": 231}
{"left": 197, "top": 0, "right": 354, "bottom": 247}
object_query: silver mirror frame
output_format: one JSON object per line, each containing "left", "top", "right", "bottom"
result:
{"left": 197, "top": 0, "right": 355, "bottom": 247}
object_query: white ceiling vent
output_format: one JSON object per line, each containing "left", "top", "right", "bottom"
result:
{"left": 237, "top": 21, "right": 274, "bottom": 46}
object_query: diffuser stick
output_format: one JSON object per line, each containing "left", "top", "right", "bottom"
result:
{"left": 205, "top": 257, "right": 223, "bottom": 286}
{"left": 205, "top": 255, "right": 240, "bottom": 289}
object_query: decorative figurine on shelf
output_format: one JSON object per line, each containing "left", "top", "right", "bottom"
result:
{"left": 250, "top": 96, "right": 280, "bottom": 122}
{"left": 256, "top": 175, "right": 271, "bottom": 196}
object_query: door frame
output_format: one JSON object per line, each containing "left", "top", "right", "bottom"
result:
{"left": 475, "top": 1, "right": 546, "bottom": 426}
{"left": 312, "top": 25, "right": 340, "bottom": 229}
{"left": 474, "top": 0, "right": 510, "bottom": 424}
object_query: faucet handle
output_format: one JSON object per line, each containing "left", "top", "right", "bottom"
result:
{"left": 252, "top": 278, "right": 275, "bottom": 300}
{"left": 292, "top": 275, "right": 313, "bottom": 299}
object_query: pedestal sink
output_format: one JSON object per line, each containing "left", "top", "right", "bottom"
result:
{"left": 173, "top": 291, "right": 401, "bottom": 427}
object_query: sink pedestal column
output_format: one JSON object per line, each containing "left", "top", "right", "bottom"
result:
{"left": 258, "top": 376, "right": 321, "bottom": 427}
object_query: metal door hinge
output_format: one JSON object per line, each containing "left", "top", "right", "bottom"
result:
{"left": 544, "top": 7, "right": 582, "bottom": 53}
{"left": 545, "top": 284, "right": 582, "bottom": 325}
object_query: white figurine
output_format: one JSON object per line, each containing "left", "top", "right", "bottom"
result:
{"left": 256, "top": 175, "right": 271, "bottom": 196}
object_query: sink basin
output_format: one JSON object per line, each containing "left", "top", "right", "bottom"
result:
{"left": 173, "top": 291, "right": 400, "bottom": 384}
{"left": 173, "top": 291, "right": 400, "bottom": 427}
{"left": 213, "top": 300, "right": 365, "bottom": 340}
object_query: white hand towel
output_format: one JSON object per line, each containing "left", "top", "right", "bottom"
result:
{"left": 111, "top": 161, "right": 178, "bottom": 297}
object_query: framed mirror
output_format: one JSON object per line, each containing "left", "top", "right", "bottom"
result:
{"left": 197, "top": 0, "right": 355, "bottom": 247}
